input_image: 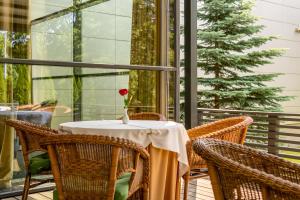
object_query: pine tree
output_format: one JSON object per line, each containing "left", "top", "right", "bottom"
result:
{"left": 197, "top": 0, "right": 291, "bottom": 111}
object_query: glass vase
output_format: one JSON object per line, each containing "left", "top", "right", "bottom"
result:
{"left": 122, "top": 108, "right": 129, "bottom": 124}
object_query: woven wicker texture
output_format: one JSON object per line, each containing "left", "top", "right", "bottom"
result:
{"left": 6, "top": 119, "right": 58, "bottom": 200}
{"left": 17, "top": 104, "right": 71, "bottom": 113}
{"left": 183, "top": 116, "right": 253, "bottom": 200}
{"left": 41, "top": 134, "right": 150, "bottom": 200}
{"left": 128, "top": 112, "right": 166, "bottom": 121}
{"left": 192, "top": 138, "right": 300, "bottom": 200}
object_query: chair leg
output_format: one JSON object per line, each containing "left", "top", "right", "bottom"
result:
{"left": 22, "top": 173, "right": 31, "bottom": 200}
{"left": 144, "top": 187, "right": 149, "bottom": 200}
{"left": 183, "top": 174, "right": 190, "bottom": 200}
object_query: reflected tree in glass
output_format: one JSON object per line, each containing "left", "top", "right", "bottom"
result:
{"left": 10, "top": 32, "right": 31, "bottom": 105}
{"left": 129, "top": 0, "right": 159, "bottom": 113}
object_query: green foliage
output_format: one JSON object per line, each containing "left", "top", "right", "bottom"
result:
{"left": 0, "top": 66, "right": 7, "bottom": 103}
{"left": 197, "top": 0, "right": 291, "bottom": 111}
{"left": 10, "top": 32, "right": 31, "bottom": 104}
{"left": 12, "top": 65, "right": 31, "bottom": 105}
{"left": 128, "top": 0, "right": 158, "bottom": 112}
{"left": 0, "top": 34, "right": 8, "bottom": 103}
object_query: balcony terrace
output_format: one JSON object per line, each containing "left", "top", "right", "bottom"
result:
{"left": 0, "top": 0, "right": 300, "bottom": 199}
{"left": 1, "top": 107, "right": 299, "bottom": 200}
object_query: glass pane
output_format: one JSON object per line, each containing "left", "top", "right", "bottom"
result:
{"left": 0, "top": 103, "right": 17, "bottom": 189}
{"left": 0, "top": 0, "right": 160, "bottom": 66}
{"left": 31, "top": 65, "right": 159, "bottom": 127}
{"left": 30, "top": 0, "right": 73, "bottom": 20}
{"left": 0, "top": 64, "right": 161, "bottom": 193}
{"left": 0, "top": 0, "right": 176, "bottom": 195}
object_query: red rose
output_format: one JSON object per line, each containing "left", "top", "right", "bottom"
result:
{"left": 119, "top": 89, "right": 128, "bottom": 96}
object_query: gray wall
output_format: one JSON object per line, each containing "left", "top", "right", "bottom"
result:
{"left": 30, "top": 0, "right": 132, "bottom": 128}
{"left": 184, "top": 0, "right": 300, "bottom": 113}
{"left": 253, "top": 0, "right": 300, "bottom": 113}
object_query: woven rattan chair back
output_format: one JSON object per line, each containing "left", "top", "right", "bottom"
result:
{"left": 193, "top": 138, "right": 300, "bottom": 200}
{"left": 129, "top": 112, "right": 166, "bottom": 121}
{"left": 183, "top": 116, "right": 253, "bottom": 200}
{"left": 187, "top": 116, "right": 253, "bottom": 169}
{"left": 188, "top": 116, "right": 253, "bottom": 143}
{"left": 6, "top": 119, "right": 58, "bottom": 200}
{"left": 6, "top": 119, "right": 58, "bottom": 170}
{"left": 41, "top": 134, "right": 150, "bottom": 200}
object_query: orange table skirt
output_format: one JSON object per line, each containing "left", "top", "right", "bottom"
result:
{"left": 148, "top": 145, "right": 180, "bottom": 200}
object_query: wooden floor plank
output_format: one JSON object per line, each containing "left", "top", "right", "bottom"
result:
{"left": 180, "top": 178, "right": 215, "bottom": 200}
{"left": 40, "top": 191, "right": 53, "bottom": 199}
{"left": 28, "top": 193, "right": 52, "bottom": 200}
{"left": 9, "top": 177, "right": 215, "bottom": 200}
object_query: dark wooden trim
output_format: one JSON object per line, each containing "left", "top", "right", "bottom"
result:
{"left": 246, "top": 136, "right": 268, "bottom": 141}
{"left": 184, "top": 0, "right": 198, "bottom": 129}
{"left": 277, "top": 139, "right": 300, "bottom": 145}
{"left": 246, "top": 143, "right": 267, "bottom": 149}
{"left": 32, "top": 71, "right": 129, "bottom": 80}
{"left": 198, "top": 108, "right": 300, "bottom": 161}
{"left": 278, "top": 147, "right": 300, "bottom": 153}
{"left": 198, "top": 108, "right": 300, "bottom": 117}
{"left": 0, "top": 58, "right": 177, "bottom": 71}
{"left": 174, "top": 0, "right": 180, "bottom": 122}
{"left": 278, "top": 154, "right": 300, "bottom": 160}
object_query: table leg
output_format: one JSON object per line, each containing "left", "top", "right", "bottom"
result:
{"left": 149, "top": 145, "right": 179, "bottom": 200}
{"left": 175, "top": 168, "right": 181, "bottom": 200}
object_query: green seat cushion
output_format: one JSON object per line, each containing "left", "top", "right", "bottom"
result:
{"left": 114, "top": 172, "right": 132, "bottom": 200}
{"left": 53, "top": 188, "right": 58, "bottom": 200}
{"left": 52, "top": 172, "right": 132, "bottom": 200}
{"left": 29, "top": 152, "right": 51, "bottom": 175}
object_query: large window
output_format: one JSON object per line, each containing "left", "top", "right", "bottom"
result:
{"left": 0, "top": 0, "right": 178, "bottom": 195}
{"left": 0, "top": 0, "right": 176, "bottom": 121}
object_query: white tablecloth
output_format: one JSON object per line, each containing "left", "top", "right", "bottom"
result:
{"left": 59, "top": 120, "right": 190, "bottom": 176}
{"left": 0, "top": 106, "right": 11, "bottom": 111}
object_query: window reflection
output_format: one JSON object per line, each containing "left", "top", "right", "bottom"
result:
{"left": 0, "top": 0, "right": 161, "bottom": 118}
{"left": 0, "top": 0, "right": 172, "bottom": 194}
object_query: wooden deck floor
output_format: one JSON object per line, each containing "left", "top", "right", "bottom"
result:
{"left": 3, "top": 191, "right": 53, "bottom": 200}
{"left": 4, "top": 178, "right": 215, "bottom": 200}
{"left": 180, "top": 177, "right": 214, "bottom": 200}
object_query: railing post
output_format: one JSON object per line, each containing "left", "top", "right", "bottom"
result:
{"left": 184, "top": 0, "right": 198, "bottom": 129}
{"left": 268, "top": 114, "right": 279, "bottom": 155}
{"left": 198, "top": 109, "right": 204, "bottom": 125}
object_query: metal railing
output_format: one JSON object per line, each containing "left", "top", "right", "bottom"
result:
{"left": 198, "top": 108, "right": 300, "bottom": 162}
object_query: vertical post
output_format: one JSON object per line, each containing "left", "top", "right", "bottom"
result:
{"left": 73, "top": 0, "right": 82, "bottom": 121}
{"left": 268, "top": 114, "right": 279, "bottom": 155}
{"left": 198, "top": 109, "right": 204, "bottom": 126}
{"left": 174, "top": 0, "right": 180, "bottom": 122}
{"left": 159, "top": 0, "right": 169, "bottom": 117}
{"left": 184, "top": 1, "right": 198, "bottom": 199}
{"left": 184, "top": 0, "right": 198, "bottom": 129}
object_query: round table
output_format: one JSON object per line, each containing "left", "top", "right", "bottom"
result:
{"left": 0, "top": 106, "right": 11, "bottom": 111}
{"left": 59, "top": 120, "right": 190, "bottom": 200}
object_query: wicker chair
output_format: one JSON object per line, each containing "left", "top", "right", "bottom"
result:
{"left": 6, "top": 119, "right": 58, "bottom": 200}
{"left": 129, "top": 112, "right": 166, "bottom": 121}
{"left": 192, "top": 139, "right": 300, "bottom": 200}
{"left": 17, "top": 104, "right": 71, "bottom": 114}
{"left": 36, "top": 105, "right": 72, "bottom": 114}
{"left": 183, "top": 116, "right": 253, "bottom": 200}
{"left": 17, "top": 99, "right": 58, "bottom": 112}
{"left": 40, "top": 134, "right": 150, "bottom": 200}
